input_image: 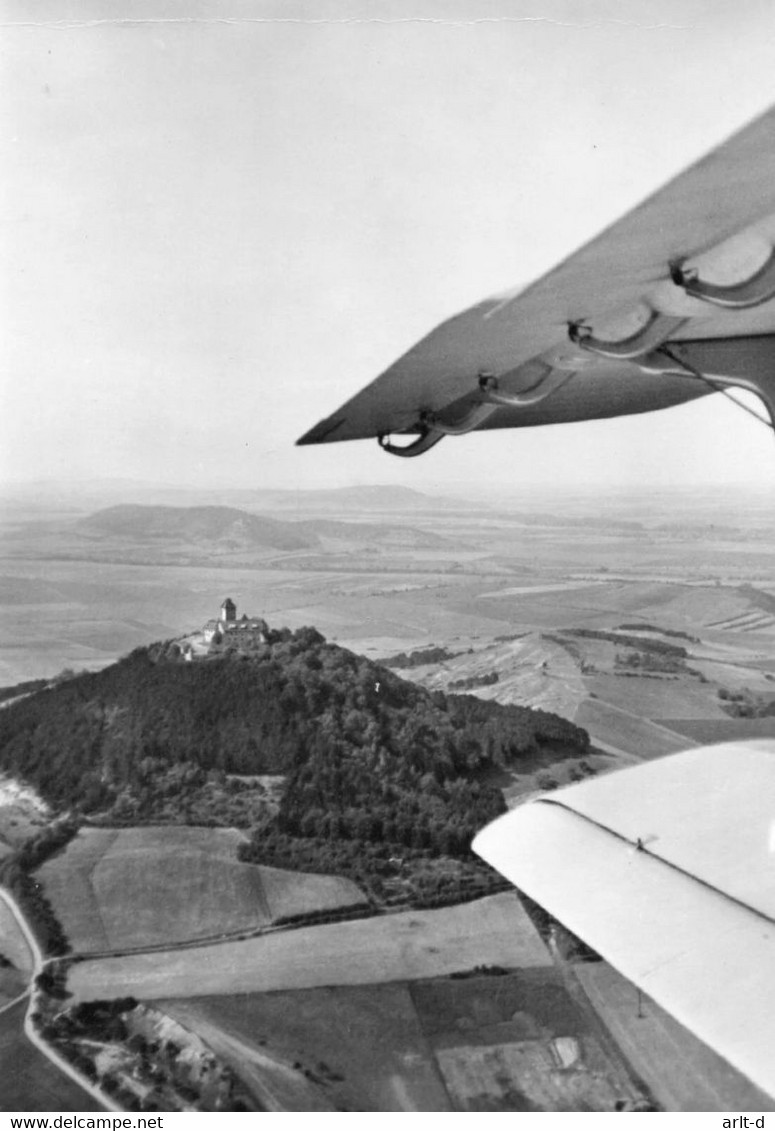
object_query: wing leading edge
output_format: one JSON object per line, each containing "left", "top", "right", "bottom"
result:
{"left": 299, "top": 104, "right": 775, "bottom": 456}
{"left": 472, "top": 741, "right": 775, "bottom": 1102}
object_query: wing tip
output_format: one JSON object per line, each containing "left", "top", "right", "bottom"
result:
{"left": 296, "top": 417, "right": 348, "bottom": 446}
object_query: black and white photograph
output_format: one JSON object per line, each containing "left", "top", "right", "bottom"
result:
{"left": 1, "top": 0, "right": 774, "bottom": 1115}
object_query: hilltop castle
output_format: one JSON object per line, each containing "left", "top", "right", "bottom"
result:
{"left": 202, "top": 599, "right": 269, "bottom": 644}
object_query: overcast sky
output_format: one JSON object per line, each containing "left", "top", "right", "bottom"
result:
{"left": 3, "top": 0, "right": 775, "bottom": 493}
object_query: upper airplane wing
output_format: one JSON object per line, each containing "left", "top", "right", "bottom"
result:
{"left": 299, "top": 105, "right": 775, "bottom": 457}
{"left": 473, "top": 741, "right": 775, "bottom": 1104}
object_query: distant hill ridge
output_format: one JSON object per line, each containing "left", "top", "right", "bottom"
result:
{"left": 2, "top": 480, "right": 467, "bottom": 514}
{"left": 79, "top": 505, "right": 317, "bottom": 550}
{"left": 79, "top": 504, "right": 450, "bottom": 550}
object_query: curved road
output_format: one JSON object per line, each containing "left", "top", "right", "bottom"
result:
{"left": 0, "top": 886, "right": 118, "bottom": 1113}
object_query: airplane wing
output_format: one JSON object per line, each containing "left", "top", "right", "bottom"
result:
{"left": 298, "top": 105, "right": 775, "bottom": 457}
{"left": 472, "top": 741, "right": 775, "bottom": 1103}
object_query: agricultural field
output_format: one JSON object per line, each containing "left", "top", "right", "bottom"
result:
{"left": 161, "top": 985, "right": 451, "bottom": 1112}
{"left": 67, "top": 893, "right": 548, "bottom": 1002}
{"left": 583, "top": 673, "right": 725, "bottom": 720}
{"left": 0, "top": 896, "right": 28, "bottom": 1010}
{"left": 0, "top": 961, "right": 25, "bottom": 1010}
{"left": 37, "top": 826, "right": 366, "bottom": 953}
{"left": 399, "top": 605, "right": 775, "bottom": 760}
{"left": 402, "top": 631, "right": 713, "bottom": 762}
{"left": 0, "top": 900, "right": 27, "bottom": 1009}
{"left": 434, "top": 1041, "right": 619, "bottom": 1111}
{"left": 414, "top": 633, "right": 588, "bottom": 718}
{"left": 412, "top": 969, "right": 640, "bottom": 1111}
{"left": 690, "top": 651, "right": 775, "bottom": 693}
{"left": 659, "top": 717, "right": 775, "bottom": 744}
{"left": 0, "top": 895, "right": 33, "bottom": 977}
{"left": 573, "top": 699, "right": 694, "bottom": 760}
{"left": 156, "top": 968, "right": 644, "bottom": 1112}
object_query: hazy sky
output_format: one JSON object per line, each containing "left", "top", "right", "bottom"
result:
{"left": 3, "top": 0, "right": 775, "bottom": 492}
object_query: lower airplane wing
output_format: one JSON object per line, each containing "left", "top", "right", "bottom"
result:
{"left": 299, "top": 105, "right": 775, "bottom": 457}
{"left": 472, "top": 740, "right": 775, "bottom": 1103}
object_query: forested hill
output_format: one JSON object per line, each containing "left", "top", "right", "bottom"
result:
{"left": 0, "top": 628, "right": 589, "bottom": 860}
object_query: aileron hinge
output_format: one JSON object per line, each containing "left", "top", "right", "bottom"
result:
{"left": 377, "top": 426, "right": 445, "bottom": 458}
{"left": 420, "top": 403, "right": 499, "bottom": 436}
{"left": 568, "top": 310, "right": 686, "bottom": 361}
{"left": 670, "top": 247, "right": 775, "bottom": 309}
{"left": 479, "top": 367, "right": 573, "bottom": 406}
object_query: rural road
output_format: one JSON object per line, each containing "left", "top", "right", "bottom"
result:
{"left": 0, "top": 886, "right": 117, "bottom": 1113}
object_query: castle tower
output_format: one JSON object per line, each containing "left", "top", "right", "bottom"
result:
{"left": 220, "top": 598, "right": 237, "bottom": 624}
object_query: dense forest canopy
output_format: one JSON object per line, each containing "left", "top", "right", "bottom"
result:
{"left": 0, "top": 627, "right": 589, "bottom": 886}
